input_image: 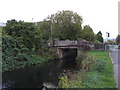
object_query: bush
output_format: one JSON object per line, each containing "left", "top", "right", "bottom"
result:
{"left": 76, "top": 51, "right": 87, "bottom": 69}
{"left": 2, "top": 35, "right": 50, "bottom": 72}
{"left": 58, "top": 74, "right": 83, "bottom": 88}
{"left": 76, "top": 51, "right": 95, "bottom": 71}
{"left": 58, "top": 74, "right": 70, "bottom": 88}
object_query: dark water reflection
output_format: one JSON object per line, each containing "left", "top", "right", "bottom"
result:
{"left": 2, "top": 58, "right": 77, "bottom": 89}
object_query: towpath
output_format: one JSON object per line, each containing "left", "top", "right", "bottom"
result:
{"left": 110, "top": 49, "right": 120, "bottom": 89}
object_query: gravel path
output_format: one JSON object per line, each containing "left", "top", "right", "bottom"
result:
{"left": 110, "top": 49, "right": 120, "bottom": 89}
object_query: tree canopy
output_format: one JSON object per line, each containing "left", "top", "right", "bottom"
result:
{"left": 81, "top": 25, "right": 95, "bottom": 41}
{"left": 46, "top": 10, "right": 83, "bottom": 40}
{"left": 37, "top": 10, "right": 99, "bottom": 42}
{"left": 96, "top": 31, "right": 104, "bottom": 43}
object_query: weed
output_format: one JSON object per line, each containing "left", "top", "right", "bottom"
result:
{"left": 58, "top": 51, "right": 116, "bottom": 88}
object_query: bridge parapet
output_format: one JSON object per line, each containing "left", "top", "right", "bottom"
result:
{"left": 52, "top": 39, "right": 104, "bottom": 50}
{"left": 54, "top": 40, "right": 77, "bottom": 47}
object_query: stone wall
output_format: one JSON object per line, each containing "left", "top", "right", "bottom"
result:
{"left": 78, "top": 40, "right": 105, "bottom": 51}
{"left": 93, "top": 42, "right": 105, "bottom": 50}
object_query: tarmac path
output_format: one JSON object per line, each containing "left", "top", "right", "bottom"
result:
{"left": 110, "top": 49, "right": 120, "bottom": 89}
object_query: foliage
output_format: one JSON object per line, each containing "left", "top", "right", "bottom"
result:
{"left": 76, "top": 51, "right": 94, "bottom": 70}
{"left": 2, "top": 19, "right": 57, "bottom": 72}
{"left": 2, "top": 34, "right": 46, "bottom": 72}
{"left": 58, "top": 73, "right": 83, "bottom": 88}
{"left": 36, "top": 20, "right": 51, "bottom": 41}
{"left": 81, "top": 53, "right": 95, "bottom": 72}
{"left": 46, "top": 10, "right": 83, "bottom": 40}
{"left": 58, "top": 75, "right": 70, "bottom": 88}
{"left": 96, "top": 31, "right": 103, "bottom": 43}
{"left": 107, "top": 40, "right": 117, "bottom": 45}
{"left": 2, "top": 19, "right": 44, "bottom": 51}
{"left": 58, "top": 51, "right": 116, "bottom": 88}
{"left": 94, "top": 40, "right": 101, "bottom": 43}
{"left": 116, "top": 34, "right": 120, "bottom": 44}
{"left": 82, "top": 51, "right": 116, "bottom": 88}
{"left": 81, "top": 25, "right": 95, "bottom": 41}
{"left": 38, "top": 10, "right": 100, "bottom": 42}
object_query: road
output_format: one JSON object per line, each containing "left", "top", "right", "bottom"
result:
{"left": 110, "top": 49, "right": 120, "bottom": 89}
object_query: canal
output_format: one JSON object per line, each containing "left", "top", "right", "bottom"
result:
{"left": 2, "top": 57, "right": 77, "bottom": 89}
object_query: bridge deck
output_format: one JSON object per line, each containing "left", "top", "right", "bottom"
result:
{"left": 49, "top": 40, "right": 104, "bottom": 50}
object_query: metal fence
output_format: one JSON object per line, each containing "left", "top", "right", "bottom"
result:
{"left": 105, "top": 45, "right": 118, "bottom": 50}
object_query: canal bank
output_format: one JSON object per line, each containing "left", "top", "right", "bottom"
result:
{"left": 58, "top": 51, "right": 116, "bottom": 88}
{"left": 2, "top": 51, "right": 116, "bottom": 89}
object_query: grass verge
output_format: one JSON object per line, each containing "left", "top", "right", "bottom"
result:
{"left": 58, "top": 51, "right": 116, "bottom": 88}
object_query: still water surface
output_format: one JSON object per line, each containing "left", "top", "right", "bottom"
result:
{"left": 2, "top": 58, "right": 76, "bottom": 89}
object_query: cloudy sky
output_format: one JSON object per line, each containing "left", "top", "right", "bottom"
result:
{"left": 0, "top": 0, "right": 119, "bottom": 39}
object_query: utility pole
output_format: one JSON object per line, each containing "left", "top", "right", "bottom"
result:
{"left": 50, "top": 21, "right": 53, "bottom": 46}
{"left": 51, "top": 24, "right": 52, "bottom": 41}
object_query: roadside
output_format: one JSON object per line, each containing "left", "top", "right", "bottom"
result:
{"left": 58, "top": 51, "right": 116, "bottom": 88}
{"left": 110, "top": 49, "right": 120, "bottom": 89}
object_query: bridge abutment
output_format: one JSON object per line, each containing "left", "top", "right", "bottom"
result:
{"left": 57, "top": 48, "right": 77, "bottom": 59}
{"left": 57, "top": 48, "right": 77, "bottom": 66}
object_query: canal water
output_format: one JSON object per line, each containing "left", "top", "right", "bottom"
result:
{"left": 2, "top": 58, "right": 77, "bottom": 89}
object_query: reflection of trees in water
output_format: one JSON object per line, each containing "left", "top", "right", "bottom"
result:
{"left": 2, "top": 60, "right": 61, "bottom": 88}
{"left": 2, "top": 56, "right": 77, "bottom": 89}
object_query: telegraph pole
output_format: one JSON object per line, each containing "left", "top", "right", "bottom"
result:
{"left": 50, "top": 21, "right": 53, "bottom": 46}
{"left": 51, "top": 24, "right": 52, "bottom": 41}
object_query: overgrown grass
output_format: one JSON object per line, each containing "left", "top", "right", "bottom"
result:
{"left": 58, "top": 51, "right": 116, "bottom": 88}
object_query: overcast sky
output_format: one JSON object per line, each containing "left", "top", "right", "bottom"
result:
{"left": 0, "top": 0, "right": 119, "bottom": 39}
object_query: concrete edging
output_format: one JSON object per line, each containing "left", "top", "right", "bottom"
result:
{"left": 109, "top": 51, "right": 114, "bottom": 64}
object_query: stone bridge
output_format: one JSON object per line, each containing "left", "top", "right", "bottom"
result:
{"left": 49, "top": 39, "right": 105, "bottom": 59}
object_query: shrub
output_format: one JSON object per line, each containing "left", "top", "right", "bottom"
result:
{"left": 58, "top": 74, "right": 70, "bottom": 88}
{"left": 58, "top": 74, "right": 83, "bottom": 88}
{"left": 76, "top": 51, "right": 95, "bottom": 71}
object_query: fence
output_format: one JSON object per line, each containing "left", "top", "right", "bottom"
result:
{"left": 105, "top": 45, "right": 118, "bottom": 50}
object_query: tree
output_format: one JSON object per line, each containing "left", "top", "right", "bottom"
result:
{"left": 81, "top": 25, "right": 95, "bottom": 41}
{"left": 2, "top": 19, "right": 58, "bottom": 72}
{"left": 116, "top": 35, "right": 120, "bottom": 44}
{"left": 96, "top": 31, "right": 104, "bottom": 43}
{"left": 46, "top": 10, "right": 83, "bottom": 40}
{"left": 2, "top": 19, "right": 43, "bottom": 51}
{"left": 3, "top": 19, "right": 36, "bottom": 37}
{"left": 36, "top": 20, "right": 51, "bottom": 41}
